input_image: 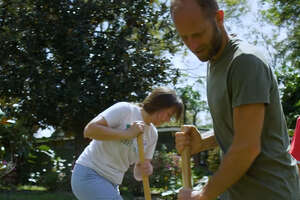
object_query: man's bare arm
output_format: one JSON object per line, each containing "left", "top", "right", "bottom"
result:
{"left": 198, "top": 103, "right": 264, "bottom": 200}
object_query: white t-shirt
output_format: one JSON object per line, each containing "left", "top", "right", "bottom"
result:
{"left": 76, "top": 102, "right": 158, "bottom": 185}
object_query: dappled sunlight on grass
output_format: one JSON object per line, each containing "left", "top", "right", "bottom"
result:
{"left": 17, "top": 185, "right": 47, "bottom": 191}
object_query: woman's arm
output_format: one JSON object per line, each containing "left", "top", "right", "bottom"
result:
{"left": 84, "top": 116, "right": 144, "bottom": 140}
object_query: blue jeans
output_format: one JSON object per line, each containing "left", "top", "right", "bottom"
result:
{"left": 71, "top": 164, "right": 123, "bottom": 200}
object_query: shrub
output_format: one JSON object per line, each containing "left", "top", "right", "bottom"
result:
{"left": 150, "top": 145, "right": 182, "bottom": 192}
{"left": 206, "top": 147, "right": 221, "bottom": 173}
{"left": 121, "top": 145, "right": 182, "bottom": 197}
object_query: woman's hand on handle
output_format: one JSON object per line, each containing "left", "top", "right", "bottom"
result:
{"left": 126, "top": 121, "right": 145, "bottom": 139}
{"left": 137, "top": 159, "right": 153, "bottom": 176}
{"left": 134, "top": 159, "right": 153, "bottom": 181}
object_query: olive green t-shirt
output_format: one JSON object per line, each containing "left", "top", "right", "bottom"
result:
{"left": 207, "top": 39, "right": 300, "bottom": 200}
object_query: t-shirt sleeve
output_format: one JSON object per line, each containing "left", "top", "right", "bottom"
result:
{"left": 229, "top": 54, "right": 272, "bottom": 108}
{"left": 290, "top": 117, "right": 300, "bottom": 161}
{"left": 144, "top": 127, "right": 158, "bottom": 160}
{"left": 95, "top": 102, "right": 131, "bottom": 128}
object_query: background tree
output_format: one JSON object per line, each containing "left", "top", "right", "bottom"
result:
{"left": 176, "top": 83, "right": 207, "bottom": 125}
{"left": 0, "top": 0, "right": 180, "bottom": 155}
{"left": 260, "top": 0, "right": 300, "bottom": 129}
{"left": 0, "top": 113, "right": 34, "bottom": 186}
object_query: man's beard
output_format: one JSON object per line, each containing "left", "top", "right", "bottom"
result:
{"left": 197, "top": 21, "right": 223, "bottom": 62}
{"left": 207, "top": 21, "right": 223, "bottom": 61}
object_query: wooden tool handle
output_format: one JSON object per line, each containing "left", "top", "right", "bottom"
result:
{"left": 181, "top": 126, "right": 192, "bottom": 189}
{"left": 137, "top": 134, "right": 152, "bottom": 200}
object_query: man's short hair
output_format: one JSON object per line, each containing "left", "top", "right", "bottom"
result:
{"left": 171, "top": 0, "right": 219, "bottom": 19}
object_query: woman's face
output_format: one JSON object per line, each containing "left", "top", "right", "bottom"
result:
{"left": 151, "top": 107, "right": 176, "bottom": 126}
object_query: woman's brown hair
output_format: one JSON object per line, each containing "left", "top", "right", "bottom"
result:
{"left": 141, "top": 87, "right": 183, "bottom": 121}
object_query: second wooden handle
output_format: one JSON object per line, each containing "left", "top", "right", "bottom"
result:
{"left": 137, "top": 134, "right": 152, "bottom": 200}
{"left": 181, "top": 126, "right": 192, "bottom": 189}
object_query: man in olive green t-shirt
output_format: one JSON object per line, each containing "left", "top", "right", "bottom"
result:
{"left": 171, "top": 0, "right": 300, "bottom": 200}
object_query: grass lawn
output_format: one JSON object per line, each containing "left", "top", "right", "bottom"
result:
{"left": 0, "top": 185, "right": 166, "bottom": 200}
{"left": 0, "top": 191, "right": 77, "bottom": 200}
{"left": 0, "top": 191, "right": 168, "bottom": 200}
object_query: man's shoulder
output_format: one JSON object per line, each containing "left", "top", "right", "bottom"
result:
{"left": 231, "top": 39, "right": 269, "bottom": 66}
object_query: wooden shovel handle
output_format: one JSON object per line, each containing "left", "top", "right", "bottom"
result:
{"left": 137, "top": 134, "right": 152, "bottom": 200}
{"left": 181, "top": 126, "right": 192, "bottom": 189}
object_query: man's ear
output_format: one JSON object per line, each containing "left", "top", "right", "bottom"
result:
{"left": 215, "top": 10, "right": 224, "bottom": 25}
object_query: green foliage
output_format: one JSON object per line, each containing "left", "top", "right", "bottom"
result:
{"left": 261, "top": 0, "right": 300, "bottom": 26}
{"left": 207, "top": 147, "right": 221, "bottom": 173}
{"left": 0, "top": 117, "right": 72, "bottom": 191}
{"left": 280, "top": 74, "right": 300, "bottom": 128}
{"left": 151, "top": 145, "right": 182, "bottom": 192}
{"left": 176, "top": 85, "right": 207, "bottom": 125}
{"left": 0, "top": 191, "right": 76, "bottom": 200}
{"left": 26, "top": 145, "right": 72, "bottom": 191}
{"left": 0, "top": 0, "right": 181, "bottom": 154}
{"left": 219, "top": 0, "right": 249, "bottom": 21}
{"left": 0, "top": 161, "right": 16, "bottom": 179}
{"left": 121, "top": 145, "right": 182, "bottom": 197}
{"left": 288, "top": 129, "right": 295, "bottom": 137}
{"left": 260, "top": 0, "right": 300, "bottom": 128}
{"left": 121, "top": 145, "right": 208, "bottom": 199}
{"left": 0, "top": 114, "right": 35, "bottom": 185}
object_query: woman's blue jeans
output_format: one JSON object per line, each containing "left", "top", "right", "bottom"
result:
{"left": 71, "top": 163, "right": 123, "bottom": 200}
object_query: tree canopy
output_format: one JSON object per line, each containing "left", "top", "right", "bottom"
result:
{"left": 260, "top": 0, "right": 300, "bottom": 128}
{"left": 0, "top": 0, "right": 180, "bottom": 152}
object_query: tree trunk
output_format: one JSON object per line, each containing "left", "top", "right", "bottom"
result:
{"left": 192, "top": 112, "right": 198, "bottom": 125}
{"left": 183, "top": 103, "right": 187, "bottom": 124}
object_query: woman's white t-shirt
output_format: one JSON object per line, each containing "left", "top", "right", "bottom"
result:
{"left": 76, "top": 102, "right": 158, "bottom": 185}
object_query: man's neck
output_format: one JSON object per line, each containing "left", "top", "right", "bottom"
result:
{"left": 211, "top": 31, "right": 229, "bottom": 62}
